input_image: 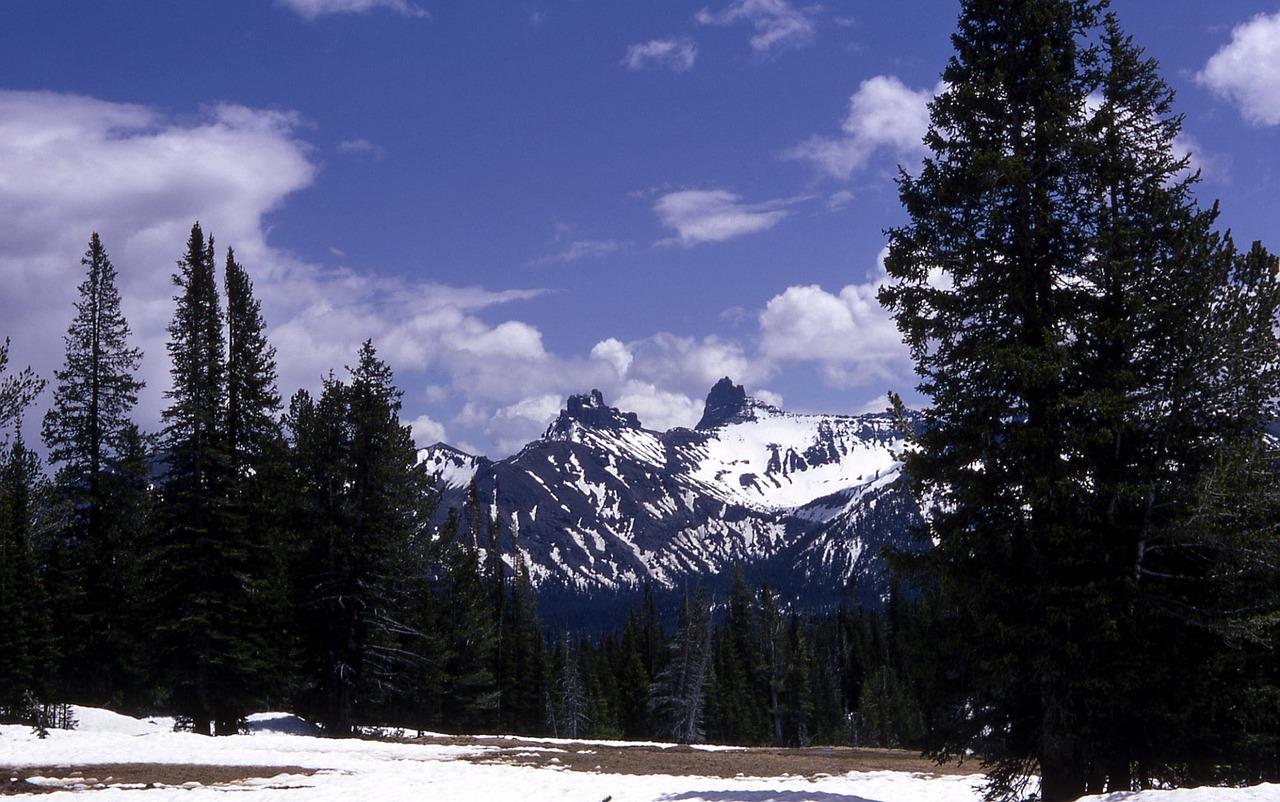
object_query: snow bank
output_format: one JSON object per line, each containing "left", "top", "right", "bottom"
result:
{"left": 3, "top": 708, "right": 1276, "bottom": 802}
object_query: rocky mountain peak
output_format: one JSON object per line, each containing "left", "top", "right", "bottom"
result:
{"left": 544, "top": 389, "right": 642, "bottom": 440}
{"left": 696, "top": 377, "right": 761, "bottom": 430}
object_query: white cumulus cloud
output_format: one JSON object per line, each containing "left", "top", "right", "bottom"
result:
{"left": 613, "top": 384, "right": 703, "bottom": 432}
{"left": 1198, "top": 12, "right": 1280, "bottom": 125}
{"left": 0, "top": 89, "right": 588, "bottom": 458}
{"left": 652, "top": 189, "right": 796, "bottom": 247}
{"left": 627, "top": 332, "right": 765, "bottom": 392}
{"left": 787, "top": 75, "right": 938, "bottom": 179}
{"left": 696, "top": 0, "right": 817, "bottom": 53}
{"left": 623, "top": 37, "right": 698, "bottom": 72}
{"left": 484, "top": 395, "right": 564, "bottom": 456}
{"left": 590, "top": 338, "right": 634, "bottom": 378}
{"left": 758, "top": 255, "right": 910, "bottom": 388}
{"left": 0, "top": 90, "right": 318, "bottom": 428}
{"left": 409, "top": 414, "right": 448, "bottom": 449}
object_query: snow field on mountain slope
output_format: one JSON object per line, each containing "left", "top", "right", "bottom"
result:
{"left": 4, "top": 708, "right": 1278, "bottom": 802}
{"left": 692, "top": 413, "right": 906, "bottom": 512}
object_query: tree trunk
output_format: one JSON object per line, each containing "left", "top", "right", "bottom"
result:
{"left": 1040, "top": 692, "right": 1087, "bottom": 802}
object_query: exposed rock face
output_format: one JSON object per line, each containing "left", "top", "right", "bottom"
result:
{"left": 419, "top": 380, "right": 922, "bottom": 625}
{"left": 545, "top": 389, "right": 642, "bottom": 438}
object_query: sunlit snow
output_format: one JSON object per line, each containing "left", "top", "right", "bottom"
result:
{"left": 3, "top": 708, "right": 1276, "bottom": 802}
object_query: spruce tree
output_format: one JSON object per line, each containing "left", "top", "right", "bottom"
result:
{"left": 152, "top": 224, "right": 282, "bottom": 735}
{"left": 152, "top": 221, "right": 229, "bottom": 735}
{"left": 497, "top": 540, "right": 551, "bottom": 735}
{"left": 0, "top": 343, "right": 49, "bottom": 722}
{"left": 882, "top": 2, "right": 1280, "bottom": 798}
{"left": 711, "top": 569, "right": 769, "bottom": 745}
{"left": 41, "top": 232, "right": 147, "bottom": 706}
{"left": 649, "top": 588, "right": 712, "bottom": 744}
{"left": 615, "top": 614, "right": 652, "bottom": 739}
{"left": 289, "top": 341, "right": 436, "bottom": 736}
{"left": 222, "top": 248, "right": 293, "bottom": 708}
{"left": 438, "top": 537, "right": 500, "bottom": 731}
{"left": 0, "top": 431, "right": 55, "bottom": 724}
{"left": 224, "top": 248, "right": 282, "bottom": 468}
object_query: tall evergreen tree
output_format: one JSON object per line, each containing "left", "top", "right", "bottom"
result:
{"left": 221, "top": 248, "right": 293, "bottom": 707}
{"left": 41, "top": 232, "right": 146, "bottom": 706}
{"left": 0, "top": 431, "right": 55, "bottom": 724}
{"left": 615, "top": 614, "right": 652, "bottom": 740}
{"left": 152, "top": 221, "right": 229, "bottom": 735}
{"left": 497, "top": 539, "right": 552, "bottom": 735}
{"left": 649, "top": 588, "right": 712, "bottom": 744}
{"left": 437, "top": 536, "right": 500, "bottom": 731}
{"left": 151, "top": 224, "right": 283, "bottom": 735}
{"left": 224, "top": 247, "right": 281, "bottom": 468}
{"left": 289, "top": 341, "right": 436, "bottom": 736}
{"left": 709, "top": 569, "right": 769, "bottom": 745}
{"left": 0, "top": 342, "right": 49, "bottom": 723}
{"left": 881, "top": 2, "right": 1280, "bottom": 799}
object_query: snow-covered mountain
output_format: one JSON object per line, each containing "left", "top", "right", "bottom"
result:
{"left": 419, "top": 378, "right": 923, "bottom": 624}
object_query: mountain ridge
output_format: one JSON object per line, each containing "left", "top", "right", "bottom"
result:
{"left": 420, "top": 379, "right": 922, "bottom": 625}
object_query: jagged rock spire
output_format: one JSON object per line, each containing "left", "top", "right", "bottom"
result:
{"left": 696, "top": 377, "right": 752, "bottom": 430}
{"left": 544, "top": 389, "right": 642, "bottom": 439}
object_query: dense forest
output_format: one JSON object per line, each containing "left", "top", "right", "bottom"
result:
{"left": 5, "top": 2, "right": 1280, "bottom": 801}
{"left": 0, "top": 224, "right": 928, "bottom": 749}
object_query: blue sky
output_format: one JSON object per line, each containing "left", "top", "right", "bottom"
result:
{"left": 1, "top": 0, "right": 1279, "bottom": 458}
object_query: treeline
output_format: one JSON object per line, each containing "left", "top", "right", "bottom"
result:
{"left": 0, "top": 224, "right": 926, "bottom": 746}
{"left": 535, "top": 578, "right": 927, "bottom": 748}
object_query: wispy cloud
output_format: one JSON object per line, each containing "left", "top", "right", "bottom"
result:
{"left": 623, "top": 36, "right": 699, "bottom": 72}
{"left": 277, "top": 0, "right": 429, "bottom": 21}
{"left": 337, "top": 138, "right": 386, "bottom": 162}
{"left": 1197, "top": 11, "right": 1280, "bottom": 125}
{"left": 652, "top": 189, "right": 797, "bottom": 246}
{"left": 786, "top": 75, "right": 938, "bottom": 179}
{"left": 695, "top": 0, "right": 818, "bottom": 53}
{"left": 529, "top": 239, "right": 623, "bottom": 266}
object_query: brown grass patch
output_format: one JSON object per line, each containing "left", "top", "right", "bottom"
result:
{"left": 2, "top": 764, "right": 315, "bottom": 793}
{"left": 444, "top": 735, "right": 970, "bottom": 779}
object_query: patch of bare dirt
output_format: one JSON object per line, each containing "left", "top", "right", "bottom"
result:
{"left": 2, "top": 764, "right": 315, "bottom": 794}
{"left": 2, "top": 739, "right": 970, "bottom": 791}
{"left": 443, "top": 736, "right": 971, "bottom": 779}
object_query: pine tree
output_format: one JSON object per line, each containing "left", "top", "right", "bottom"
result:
{"left": 709, "top": 569, "right": 769, "bottom": 745}
{"left": 151, "top": 224, "right": 281, "bottom": 735}
{"left": 0, "top": 339, "right": 44, "bottom": 434}
{"left": 222, "top": 248, "right": 293, "bottom": 709}
{"left": 152, "top": 221, "right": 229, "bottom": 735}
{"left": 649, "top": 588, "right": 712, "bottom": 744}
{"left": 498, "top": 538, "right": 552, "bottom": 735}
{"left": 224, "top": 247, "right": 281, "bottom": 469}
{"left": 0, "top": 431, "right": 55, "bottom": 724}
{"left": 289, "top": 342, "right": 436, "bottom": 736}
{"left": 552, "top": 633, "right": 589, "bottom": 739}
{"left": 615, "top": 614, "right": 652, "bottom": 739}
{"left": 0, "top": 341, "right": 51, "bottom": 722}
{"left": 780, "top": 615, "right": 816, "bottom": 747}
{"left": 882, "top": 2, "right": 1280, "bottom": 798}
{"left": 41, "top": 232, "right": 147, "bottom": 706}
{"left": 758, "top": 585, "right": 787, "bottom": 747}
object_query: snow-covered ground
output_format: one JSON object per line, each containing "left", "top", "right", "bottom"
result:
{"left": 2, "top": 708, "right": 1277, "bottom": 802}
